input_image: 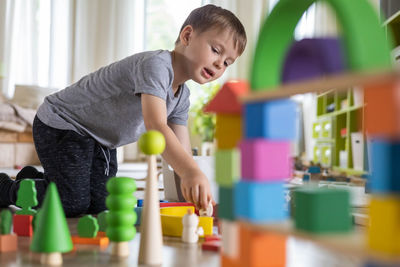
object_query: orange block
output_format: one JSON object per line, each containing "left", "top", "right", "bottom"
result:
{"left": 239, "top": 223, "right": 286, "bottom": 267}
{"left": 97, "top": 231, "right": 107, "bottom": 237}
{"left": 13, "top": 214, "right": 33, "bottom": 237}
{"left": 364, "top": 79, "right": 400, "bottom": 137}
{"left": 221, "top": 253, "right": 241, "bottom": 267}
{"left": 0, "top": 234, "right": 17, "bottom": 252}
{"left": 71, "top": 236, "right": 109, "bottom": 247}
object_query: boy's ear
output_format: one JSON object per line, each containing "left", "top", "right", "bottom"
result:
{"left": 180, "top": 25, "right": 194, "bottom": 46}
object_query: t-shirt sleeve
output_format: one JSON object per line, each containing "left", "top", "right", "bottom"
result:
{"left": 133, "top": 56, "right": 172, "bottom": 100}
{"left": 168, "top": 85, "right": 190, "bottom": 126}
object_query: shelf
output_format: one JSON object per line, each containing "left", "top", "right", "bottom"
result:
{"left": 332, "top": 167, "right": 367, "bottom": 176}
{"left": 241, "top": 69, "right": 397, "bottom": 103}
{"left": 317, "top": 105, "right": 363, "bottom": 119}
{"left": 384, "top": 10, "right": 400, "bottom": 26}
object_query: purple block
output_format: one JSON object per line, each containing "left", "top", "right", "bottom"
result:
{"left": 281, "top": 38, "right": 347, "bottom": 83}
{"left": 240, "top": 139, "right": 292, "bottom": 181}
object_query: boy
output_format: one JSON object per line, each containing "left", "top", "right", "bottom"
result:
{"left": 0, "top": 4, "right": 247, "bottom": 217}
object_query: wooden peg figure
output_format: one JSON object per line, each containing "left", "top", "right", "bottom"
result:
{"left": 182, "top": 209, "right": 203, "bottom": 243}
{"left": 138, "top": 130, "right": 166, "bottom": 266}
{"left": 199, "top": 201, "right": 213, "bottom": 217}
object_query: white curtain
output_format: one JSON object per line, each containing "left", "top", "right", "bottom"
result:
{"left": 0, "top": 0, "right": 141, "bottom": 98}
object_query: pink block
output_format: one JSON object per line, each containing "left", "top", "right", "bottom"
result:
{"left": 240, "top": 139, "right": 292, "bottom": 181}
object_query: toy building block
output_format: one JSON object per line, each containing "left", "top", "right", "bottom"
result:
{"left": 30, "top": 182, "right": 73, "bottom": 265}
{"left": 97, "top": 210, "right": 108, "bottom": 237}
{"left": 368, "top": 195, "right": 400, "bottom": 255}
{"left": 218, "top": 186, "right": 235, "bottom": 221}
{"left": 134, "top": 207, "right": 142, "bottom": 226}
{"left": 138, "top": 131, "right": 165, "bottom": 265}
{"left": 160, "top": 206, "right": 213, "bottom": 237}
{"left": 364, "top": 79, "right": 400, "bottom": 138}
{"left": 308, "top": 166, "right": 322, "bottom": 181}
{"left": 369, "top": 139, "right": 400, "bottom": 193}
{"left": 13, "top": 214, "right": 33, "bottom": 237}
{"left": 215, "top": 114, "right": 242, "bottom": 149}
{"left": 137, "top": 199, "right": 169, "bottom": 207}
{"left": 221, "top": 253, "right": 241, "bottom": 267}
{"left": 240, "top": 139, "right": 292, "bottom": 181}
{"left": 199, "top": 201, "right": 214, "bottom": 217}
{"left": 281, "top": 38, "right": 346, "bottom": 83}
{"left": 16, "top": 179, "right": 38, "bottom": 216}
{"left": 294, "top": 187, "right": 352, "bottom": 233}
{"left": 159, "top": 202, "right": 195, "bottom": 208}
{"left": 204, "top": 234, "right": 221, "bottom": 242}
{"left": 238, "top": 223, "right": 287, "bottom": 267}
{"left": 201, "top": 240, "right": 221, "bottom": 252}
{"left": 234, "top": 180, "right": 287, "bottom": 223}
{"left": 71, "top": 215, "right": 109, "bottom": 247}
{"left": 215, "top": 149, "right": 240, "bottom": 187}
{"left": 221, "top": 220, "right": 239, "bottom": 259}
{"left": 244, "top": 99, "right": 298, "bottom": 140}
{"left": 106, "top": 177, "right": 137, "bottom": 257}
{"left": 203, "top": 80, "right": 249, "bottom": 114}
{"left": 0, "top": 209, "right": 17, "bottom": 253}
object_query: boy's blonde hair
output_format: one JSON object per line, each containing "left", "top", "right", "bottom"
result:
{"left": 176, "top": 4, "right": 247, "bottom": 56}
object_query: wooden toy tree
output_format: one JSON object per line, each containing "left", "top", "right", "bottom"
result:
{"left": 106, "top": 177, "right": 137, "bottom": 257}
{"left": 78, "top": 215, "right": 99, "bottom": 238}
{"left": 0, "top": 209, "right": 17, "bottom": 252}
{"left": 98, "top": 210, "right": 108, "bottom": 233}
{"left": 16, "top": 179, "right": 38, "bottom": 215}
{"left": 138, "top": 130, "right": 165, "bottom": 265}
{"left": 30, "top": 182, "right": 73, "bottom": 265}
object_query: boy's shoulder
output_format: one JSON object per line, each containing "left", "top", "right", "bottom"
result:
{"left": 134, "top": 49, "right": 171, "bottom": 66}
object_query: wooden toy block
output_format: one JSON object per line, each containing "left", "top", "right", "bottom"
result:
{"left": 294, "top": 187, "right": 352, "bottom": 233}
{"left": 240, "top": 139, "right": 292, "bottom": 181}
{"left": 221, "top": 253, "right": 241, "bottom": 267}
{"left": 71, "top": 236, "right": 109, "bottom": 247}
{"left": 244, "top": 99, "right": 298, "bottom": 140}
{"left": 159, "top": 202, "right": 194, "bottom": 208}
{"left": 203, "top": 80, "right": 249, "bottom": 114}
{"left": 239, "top": 223, "right": 286, "bottom": 267}
{"left": 221, "top": 220, "right": 239, "bottom": 259}
{"left": 134, "top": 207, "right": 142, "bottom": 226}
{"left": 160, "top": 206, "right": 213, "bottom": 237}
{"left": 364, "top": 79, "right": 400, "bottom": 138}
{"left": 215, "top": 114, "right": 242, "bottom": 149}
{"left": 368, "top": 195, "right": 400, "bottom": 255}
{"left": 218, "top": 186, "right": 235, "bottom": 221}
{"left": 204, "top": 235, "right": 221, "bottom": 242}
{"left": 97, "top": 231, "right": 107, "bottom": 237}
{"left": 215, "top": 149, "right": 240, "bottom": 187}
{"left": 13, "top": 214, "right": 33, "bottom": 237}
{"left": 201, "top": 240, "right": 221, "bottom": 252}
{"left": 0, "top": 234, "right": 17, "bottom": 252}
{"left": 234, "top": 180, "right": 287, "bottom": 223}
{"left": 16, "top": 179, "right": 38, "bottom": 216}
{"left": 370, "top": 139, "right": 400, "bottom": 193}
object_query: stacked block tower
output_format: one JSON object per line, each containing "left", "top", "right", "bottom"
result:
{"left": 207, "top": 0, "right": 398, "bottom": 265}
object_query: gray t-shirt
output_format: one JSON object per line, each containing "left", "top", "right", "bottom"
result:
{"left": 37, "top": 50, "right": 190, "bottom": 149}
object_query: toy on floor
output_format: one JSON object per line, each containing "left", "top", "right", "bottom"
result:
{"left": 97, "top": 210, "right": 108, "bottom": 237}
{"left": 14, "top": 179, "right": 37, "bottom": 237}
{"left": 182, "top": 209, "right": 203, "bottom": 243}
{"left": 30, "top": 182, "right": 73, "bottom": 265}
{"left": 0, "top": 209, "right": 17, "bottom": 253}
{"left": 138, "top": 130, "right": 165, "bottom": 266}
{"left": 202, "top": 235, "right": 221, "bottom": 252}
{"left": 71, "top": 215, "right": 109, "bottom": 246}
{"left": 106, "top": 177, "right": 137, "bottom": 257}
{"left": 199, "top": 201, "right": 213, "bottom": 217}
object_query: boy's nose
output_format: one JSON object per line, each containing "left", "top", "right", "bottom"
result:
{"left": 214, "top": 59, "right": 223, "bottom": 69}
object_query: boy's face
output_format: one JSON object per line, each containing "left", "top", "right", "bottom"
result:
{"left": 181, "top": 26, "right": 240, "bottom": 84}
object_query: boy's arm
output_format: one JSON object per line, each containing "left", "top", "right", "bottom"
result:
{"left": 141, "top": 93, "right": 214, "bottom": 209}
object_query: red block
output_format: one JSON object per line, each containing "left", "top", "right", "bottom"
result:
{"left": 202, "top": 240, "right": 221, "bottom": 252}
{"left": 0, "top": 234, "right": 17, "bottom": 252}
{"left": 13, "top": 214, "right": 33, "bottom": 237}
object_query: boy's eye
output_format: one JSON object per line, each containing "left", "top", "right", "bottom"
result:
{"left": 212, "top": 47, "right": 219, "bottom": 54}
{"left": 224, "top": 61, "right": 229, "bottom": 67}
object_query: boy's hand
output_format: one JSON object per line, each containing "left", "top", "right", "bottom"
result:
{"left": 180, "top": 170, "right": 215, "bottom": 210}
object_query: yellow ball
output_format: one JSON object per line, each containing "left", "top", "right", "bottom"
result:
{"left": 138, "top": 130, "right": 166, "bottom": 155}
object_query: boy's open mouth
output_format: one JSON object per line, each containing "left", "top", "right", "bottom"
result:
{"left": 204, "top": 68, "right": 214, "bottom": 77}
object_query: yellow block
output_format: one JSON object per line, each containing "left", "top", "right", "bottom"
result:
{"left": 160, "top": 206, "right": 213, "bottom": 237}
{"left": 215, "top": 115, "right": 242, "bottom": 149}
{"left": 368, "top": 195, "right": 400, "bottom": 255}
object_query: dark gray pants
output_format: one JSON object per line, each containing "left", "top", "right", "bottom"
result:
{"left": 31, "top": 116, "right": 117, "bottom": 217}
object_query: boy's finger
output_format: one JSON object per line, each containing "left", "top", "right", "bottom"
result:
{"left": 199, "top": 185, "right": 208, "bottom": 210}
{"left": 191, "top": 185, "right": 200, "bottom": 209}
{"left": 182, "top": 186, "right": 192, "bottom": 204}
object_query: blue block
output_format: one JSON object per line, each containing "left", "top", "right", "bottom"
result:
{"left": 244, "top": 99, "right": 298, "bottom": 140}
{"left": 218, "top": 186, "right": 235, "bottom": 220}
{"left": 370, "top": 140, "right": 400, "bottom": 193}
{"left": 134, "top": 207, "right": 142, "bottom": 226}
{"left": 234, "top": 180, "right": 287, "bottom": 223}
{"left": 137, "top": 199, "right": 168, "bottom": 207}
{"left": 308, "top": 166, "right": 321, "bottom": 173}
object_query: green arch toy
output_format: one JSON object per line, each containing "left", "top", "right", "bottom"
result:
{"left": 251, "top": 0, "right": 393, "bottom": 91}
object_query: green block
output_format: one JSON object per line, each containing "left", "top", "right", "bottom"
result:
{"left": 215, "top": 149, "right": 240, "bottom": 187}
{"left": 218, "top": 186, "right": 235, "bottom": 221}
{"left": 294, "top": 188, "right": 352, "bottom": 233}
